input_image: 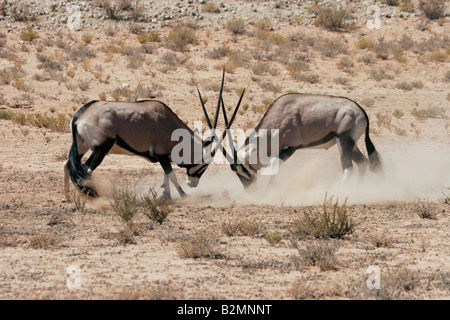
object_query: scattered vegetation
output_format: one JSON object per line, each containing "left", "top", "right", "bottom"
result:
{"left": 178, "top": 230, "right": 220, "bottom": 259}
{"left": 319, "top": 37, "right": 348, "bottom": 58}
{"left": 251, "top": 98, "right": 274, "bottom": 114}
{"left": 395, "top": 80, "right": 424, "bottom": 91}
{"left": 313, "top": 6, "right": 351, "bottom": 31}
{"left": 202, "top": 2, "right": 220, "bottom": 13}
{"left": 290, "top": 195, "right": 355, "bottom": 240}
{"left": 29, "top": 232, "right": 58, "bottom": 249}
{"left": 291, "top": 240, "right": 339, "bottom": 271}
{"left": 400, "top": 0, "right": 416, "bottom": 12}
{"left": 205, "top": 46, "right": 230, "bottom": 60}
{"left": 370, "top": 232, "right": 394, "bottom": 248}
{"left": 265, "top": 231, "right": 283, "bottom": 245}
{"left": 0, "top": 110, "right": 71, "bottom": 133}
{"left": 136, "top": 31, "right": 160, "bottom": 43}
{"left": 334, "top": 76, "right": 350, "bottom": 86}
{"left": 393, "top": 109, "right": 405, "bottom": 119}
{"left": 362, "top": 267, "right": 420, "bottom": 300}
{"left": 19, "top": 27, "right": 38, "bottom": 42}
{"left": 369, "top": 69, "right": 394, "bottom": 81}
{"left": 418, "top": 0, "right": 447, "bottom": 19}
{"left": 165, "top": 26, "right": 197, "bottom": 52}
{"left": 360, "top": 98, "right": 376, "bottom": 109}
{"left": 289, "top": 72, "right": 320, "bottom": 84}
{"left": 221, "top": 217, "right": 265, "bottom": 238}
{"left": 411, "top": 106, "right": 447, "bottom": 120}
{"left": 110, "top": 188, "right": 139, "bottom": 223}
{"left": 414, "top": 199, "right": 438, "bottom": 219}
{"left": 142, "top": 188, "right": 172, "bottom": 225}
{"left": 382, "top": 0, "right": 400, "bottom": 6}
{"left": 226, "top": 18, "right": 246, "bottom": 35}
{"left": 82, "top": 33, "right": 94, "bottom": 44}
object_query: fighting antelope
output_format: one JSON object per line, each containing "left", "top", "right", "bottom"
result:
{"left": 64, "top": 71, "right": 244, "bottom": 201}
{"left": 220, "top": 93, "right": 382, "bottom": 188}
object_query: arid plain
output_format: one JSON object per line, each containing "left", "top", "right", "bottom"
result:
{"left": 0, "top": 0, "right": 449, "bottom": 299}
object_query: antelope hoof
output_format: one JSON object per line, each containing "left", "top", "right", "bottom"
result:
{"left": 342, "top": 168, "right": 354, "bottom": 181}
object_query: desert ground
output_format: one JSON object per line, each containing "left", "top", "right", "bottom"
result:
{"left": 0, "top": 0, "right": 449, "bottom": 300}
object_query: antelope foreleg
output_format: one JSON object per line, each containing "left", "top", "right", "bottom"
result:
{"left": 159, "top": 156, "right": 187, "bottom": 199}
{"left": 63, "top": 159, "right": 70, "bottom": 201}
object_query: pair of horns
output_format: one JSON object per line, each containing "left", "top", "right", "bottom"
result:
{"left": 197, "top": 69, "right": 245, "bottom": 161}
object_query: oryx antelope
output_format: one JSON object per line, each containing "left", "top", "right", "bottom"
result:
{"left": 220, "top": 93, "right": 382, "bottom": 188}
{"left": 64, "top": 72, "right": 244, "bottom": 201}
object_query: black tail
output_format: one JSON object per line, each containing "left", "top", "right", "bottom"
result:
{"left": 67, "top": 119, "right": 98, "bottom": 197}
{"left": 364, "top": 122, "right": 382, "bottom": 173}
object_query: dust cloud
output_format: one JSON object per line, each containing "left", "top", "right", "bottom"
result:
{"left": 188, "top": 142, "right": 450, "bottom": 206}
{"left": 84, "top": 142, "right": 449, "bottom": 207}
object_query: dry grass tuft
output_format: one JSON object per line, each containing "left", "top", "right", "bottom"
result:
{"left": 226, "top": 18, "right": 246, "bottom": 35}
{"left": 411, "top": 106, "right": 446, "bottom": 120}
{"left": 414, "top": 199, "right": 438, "bottom": 219}
{"left": 136, "top": 31, "right": 160, "bottom": 44}
{"left": 419, "top": 0, "right": 447, "bottom": 19}
{"left": 165, "top": 26, "right": 197, "bottom": 52}
{"left": 290, "top": 194, "right": 355, "bottom": 240}
{"left": 110, "top": 188, "right": 139, "bottom": 223}
{"left": 29, "top": 232, "right": 58, "bottom": 249}
{"left": 313, "top": 6, "right": 351, "bottom": 31}
{"left": 142, "top": 188, "right": 173, "bottom": 225}
{"left": 20, "top": 27, "right": 38, "bottom": 42}
{"left": 222, "top": 217, "right": 265, "bottom": 238}
{"left": 265, "top": 231, "right": 282, "bottom": 245}
{"left": 291, "top": 240, "right": 340, "bottom": 271}
{"left": 362, "top": 267, "right": 421, "bottom": 300}
{"left": 178, "top": 230, "right": 221, "bottom": 259}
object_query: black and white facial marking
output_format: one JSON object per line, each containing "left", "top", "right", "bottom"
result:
{"left": 184, "top": 163, "right": 209, "bottom": 187}
{"left": 231, "top": 163, "right": 257, "bottom": 188}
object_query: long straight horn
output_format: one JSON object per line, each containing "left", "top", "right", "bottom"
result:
{"left": 212, "top": 68, "right": 225, "bottom": 130}
{"left": 197, "top": 87, "right": 212, "bottom": 129}
{"left": 220, "top": 97, "right": 235, "bottom": 164}
{"left": 212, "top": 88, "right": 245, "bottom": 157}
{"left": 221, "top": 96, "right": 228, "bottom": 126}
{"left": 225, "top": 88, "right": 245, "bottom": 131}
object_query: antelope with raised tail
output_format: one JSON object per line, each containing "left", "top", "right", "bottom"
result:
{"left": 64, "top": 71, "right": 244, "bottom": 201}
{"left": 220, "top": 93, "right": 383, "bottom": 188}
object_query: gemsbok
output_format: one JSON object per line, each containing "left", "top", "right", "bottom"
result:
{"left": 64, "top": 71, "right": 244, "bottom": 201}
{"left": 220, "top": 93, "right": 382, "bottom": 188}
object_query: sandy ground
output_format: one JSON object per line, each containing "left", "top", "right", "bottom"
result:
{"left": 0, "top": 0, "right": 449, "bottom": 300}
